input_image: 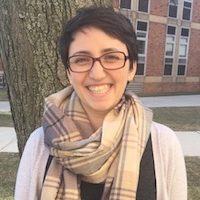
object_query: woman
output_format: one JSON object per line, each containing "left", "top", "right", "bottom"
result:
{"left": 15, "top": 6, "right": 187, "bottom": 200}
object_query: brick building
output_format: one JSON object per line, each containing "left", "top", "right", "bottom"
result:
{"left": 114, "top": 0, "right": 200, "bottom": 95}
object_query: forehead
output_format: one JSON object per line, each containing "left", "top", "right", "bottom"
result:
{"left": 69, "top": 26, "right": 128, "bottom": 55}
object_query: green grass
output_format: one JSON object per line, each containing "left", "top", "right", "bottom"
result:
{"left": 0, "top": 153, "right": 20, "bottom": 200}
{"left": 185, "top": 157, "right": 200, "bottom": 200}
{"left": 0, "top": 114, "right": 13, "bottom": 127}
{"left": 152, "top": 107, "right": 200, "bottom": 131}
{"left": 0, "top": 89, "right": 8, "bottom": 101}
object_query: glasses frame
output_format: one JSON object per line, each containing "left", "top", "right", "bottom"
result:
{"left": 67, "top": 51, "right": 129, "bottom": 73}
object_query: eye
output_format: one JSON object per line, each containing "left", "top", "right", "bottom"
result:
{"left": 102, "top": 53, "right": 121, "bottom": 63}
{"left": 70, "top": 56, "right": 91, "bottom": 65}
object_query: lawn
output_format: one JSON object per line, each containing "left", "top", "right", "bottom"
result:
{"left": 0, "top": 114, "right": 13, "bottom": 127}
{"left": 186, "top": 157, "right": 200, "bottom": 200}
{"left": 152, "top": 107, "right": 200, "bottom": 131}
{"left": 0, "top": 89, "right": 8, "bottom": 101}
{"left": 0, "top": 153, "right": 20, "bottom": 200}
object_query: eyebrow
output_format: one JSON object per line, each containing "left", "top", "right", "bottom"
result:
{"left": 101, "top": 48, "right": 120, "bottom": 53}
{"left": 71, "top": 48, "right": 120, "bottom": 56}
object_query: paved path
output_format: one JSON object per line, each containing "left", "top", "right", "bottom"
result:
{"left": 1, "top": 95, "right": 200, "bottom": 112}
{"left": 0, "top": 127, "right": 199, "bottom": 156}
{"left": 0, "top": 127, "right": 18, "bottom": 152}
{"left": 176, "top": 131, "right": 200, "bottom": 156}
{"left": 141, "top": 94, "right": 200, "bottom": 107}
{"left": 0, "top": 101, "right": 10, "bottom": 114}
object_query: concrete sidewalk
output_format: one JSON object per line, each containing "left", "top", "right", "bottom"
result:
{"left": 0, "top": 101, "right": 10, "bottom": 114}
{"left": 0, "top": 127, "right": 18, "bottom": 152}
{"left": 176, "top": 131, "right": 200, "bottom": 156}
{"left": 141, "top": 94, "right": 200, "bottom": 108}
{"left": 0, "top": 127, "right": 200, "bottom": 156}
{"left": 0, "top": 94, "right": 200, "bottom": 112}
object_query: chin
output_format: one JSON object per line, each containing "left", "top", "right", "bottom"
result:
{"left": 92, "top": 104, "right": 115, "bottom": 113}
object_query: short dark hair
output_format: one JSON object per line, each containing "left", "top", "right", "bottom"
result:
{"left": 59, "top": 6, "right": 138, "bottom": 70}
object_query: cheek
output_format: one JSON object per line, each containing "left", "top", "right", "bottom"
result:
{"left": 68, "top": 74, "right": 84, "bottom": 88}
{"left": 118, "top": 70, "right": 132, "bottom": 83}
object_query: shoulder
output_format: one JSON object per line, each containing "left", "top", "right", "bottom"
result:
{"left": 23, "top": 126, "right": 49, "bottom": 162}
{"left": 19, "top": 126, "right": 49, "bottom": 167}
{"left": 150, "top": 121, "right": 184, "bottom": 160}
{"left": 27, "top": 126, "right": 44, "bottom": 143}
{"left": 150, "top": 122, "right": 187, "bottom": 199}
{"left": 15, "top": 127, "right": 49, "bottom": 199}
{"left": 22, "top": 127, "right": 46, "bottom": 154}
{"left": 151, "top": 121, "right": 179, "bottom": 144}
{"left": 151, "top": 121, "right": 183, "bottom": 156}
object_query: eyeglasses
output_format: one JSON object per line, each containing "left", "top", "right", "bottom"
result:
{"left": 67, "top": 51, "right": 129, "bottom": 73}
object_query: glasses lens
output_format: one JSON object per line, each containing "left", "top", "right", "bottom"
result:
{"left": 69, "top": 55, "right": 92, "bottom": 72}
{"left": 101, "top": 52, "right": 125, "bottom": 69}
{"left": 68, "top": 52, "right": 127, "bottom": 72}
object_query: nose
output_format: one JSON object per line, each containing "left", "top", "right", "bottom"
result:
{"left": 88, "top": 59, "right": 106, "bottom": 80}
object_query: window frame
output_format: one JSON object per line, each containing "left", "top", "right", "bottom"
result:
{"left": 138, "top": 0, "right": 149, "bottom": 13}
{"left": 182, "top": 0, "right": 193, "bottom": 21}
{"left": 168, "top": 0, "right": 178, "bottom": 18}
{"left": 177, "top": 27, "right": 190, "bottom": 76}
{"left": 164, "top": 25, "right": 177, "bottom": 76}
{"left": 120, "top": 0, "right": 132, "bottom": 9}
{"left": 136, "top": 20, "right": 149, "bottom": 76}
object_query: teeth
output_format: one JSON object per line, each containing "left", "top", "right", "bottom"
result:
{"left": 88, "top": 85, "right": 110, "bottom": 94}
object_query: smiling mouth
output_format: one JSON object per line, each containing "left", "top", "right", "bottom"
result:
{"left": 87, "top": 84, "right": 111, "bottom": 94}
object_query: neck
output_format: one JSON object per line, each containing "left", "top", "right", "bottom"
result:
{"left": 88, "top": 112, "right": 106, "bottom": 131}
{"left": 82, "top": 107, "right": 108, "bottom": 132}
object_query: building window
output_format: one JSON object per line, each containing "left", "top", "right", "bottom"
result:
{"left": 138, "top": 0, "right": 149, "bottom": 13}
{"left": 181, "top": 28, "right": 189, "bottom": 37}
{"left": 120, "top": 0, "right": 131, "bottom": 9}
{"left": 177, "top": 28, "right": 189, "bottom": 76}
{"left": 179, "top": 38, "right": 188, "bottom": 57}
{"left": 164, "top": 63, "right": 173, "bottom": 75}
{"left": 137, "top": 21, "right": 148, "bottom": 31}
{"left": 177, "top": 65, "right": 186, "bottom": 75}
{"left": 164, "top": 26, "right": 176, "bottom": 76}
{"left": 166, "top": 36, "right": 175, "bottom": 56}
{"left": 168, "top": 0, "right": 178, "bottom": 18}
{"left": 136, "top": 21, "right": 148, "bottom": 76}
{"left": 137, "top": 63, "right": 145, "bottom": 75}
{"left": 182, "top": 0, "right": 192, "bottom": 20}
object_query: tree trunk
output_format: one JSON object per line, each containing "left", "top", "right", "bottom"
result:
{"left": 0, "top": 0, "right": 112, "bottom": 155}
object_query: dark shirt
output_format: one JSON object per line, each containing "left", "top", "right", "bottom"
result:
{"left": 136, "top": 134, "right": 156, "bottom": 200}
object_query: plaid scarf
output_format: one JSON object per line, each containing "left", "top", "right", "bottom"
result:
{"left": 41, "top": 86, "right": 152, "bottom": 200}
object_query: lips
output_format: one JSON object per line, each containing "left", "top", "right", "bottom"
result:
{"left": 87, "top": 84, "right": 111, "bottom": 94}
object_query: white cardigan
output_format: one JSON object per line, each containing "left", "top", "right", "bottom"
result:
{"left": 15, "top": 122, "right": 187, "bottom": 200}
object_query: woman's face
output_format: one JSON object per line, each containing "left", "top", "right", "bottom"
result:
{"left": 68, "top": 27, "right": 136, "bottom": 116}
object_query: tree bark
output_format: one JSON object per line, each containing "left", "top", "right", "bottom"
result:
{"left": 0, "top": 0, "right": 112, "bottom": 155}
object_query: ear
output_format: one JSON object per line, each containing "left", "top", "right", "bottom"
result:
{"left": 128, "top": 61, "right": 137, "bottom": 81}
